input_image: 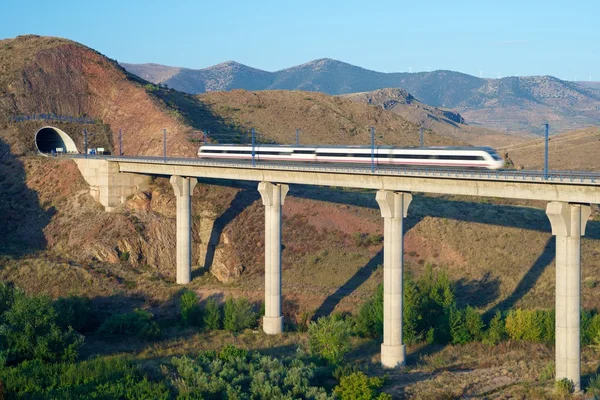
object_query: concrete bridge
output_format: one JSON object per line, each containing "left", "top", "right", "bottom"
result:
{"left": 73, "top": 155, "right": 600, "bottom": 390}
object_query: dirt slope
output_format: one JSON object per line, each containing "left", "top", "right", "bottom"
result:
{"left": 502, "top": 127, "right": 600, "bottom": 171}
{"left": 198, "top": 90, "right": 461, "bottom": 146}
{"left": 0, "top": 35, "right": 196, "bottom": 157}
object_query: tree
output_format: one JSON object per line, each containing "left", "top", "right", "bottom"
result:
{"left": 179, "top": 290, "right": 201, "bottom": 327}
{"left": 203, "top": 298, "right": 222, "bottom": 330}
{"left": 223, "top": 297, "right": 257, "bottom": 332}
{"left": 308, "top": 316, "right": 350, "bottom": 365}
{"left": 0, "top": 293, "right": 83, "bottom": 363}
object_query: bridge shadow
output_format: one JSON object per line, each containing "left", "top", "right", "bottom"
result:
{"left": 0, "top": 138, "right": 55, "bottom": 257}
{"left": 296, "top": 184, "right": 600, "bottom": 318}
{"left": 313, "top": 216, "right": 422, "bottom": 318}
{"left": 194, "top": 188, "right": 260, "bottom": 278}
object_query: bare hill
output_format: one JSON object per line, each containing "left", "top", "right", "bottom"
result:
{"left": 123, "top": 59, "right": 600, "bottom": 135}
{"left": 197, "top": 89, "right": 460, "bottom": 147}
{"left": 344, "top": 88, "right": 534, "bottom": 147}
{"left": 502, "top": 127, "right": 600, "bottom": 171}
{"left": 0, "top": 35, "right": 196, "bottom": 157}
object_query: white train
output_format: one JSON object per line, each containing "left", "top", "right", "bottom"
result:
{"left": 198, "top": 145, "right": 505, "bottom": 170}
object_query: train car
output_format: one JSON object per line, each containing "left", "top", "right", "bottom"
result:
{"left": 198, "top": 145, "right": 505, "bottom": 170}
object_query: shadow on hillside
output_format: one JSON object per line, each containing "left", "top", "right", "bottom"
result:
{"left": 150, "top": 88, "right": 256, "bottom": 144}
{"left": 296, "top": 184, "right": 600, "bottom": 317}
{"left": 0, "top": 139, "right": 55, "bottom": 257}
{"left": 196, "top": 189, "right": 260, "bottom": 278}
{"left": 313, "top": 249, "right": 384, "bottom": 319}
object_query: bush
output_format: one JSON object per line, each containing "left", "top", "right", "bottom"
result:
{"left": 355, "top": 266, "right": 455, "bottom": 345}
{"left": 586, "top": 374, "right": 600, "bottom": 398}
{"left": 334, "top": 372, "right": 391, "bottom": 400}
{"left": 354, "top": 284, "right": 383, "bottom": 338}
{"left": 53, "top": 296, "right": 92, "bottom": 333}
{"left": 584, "top": 313, "right": 600, "bottom": 347}
{"left": 203, "top": 298, "right": 222, "bottom": 330}
{"left": 0, "top": 293, "right": 83, "bottom": 364}
{"left": 484, "top": 311, "right": 506, "bottom": 345}
{"left": 449, "top": 307, "right": 470, "bottom": 345}
{"left": 0, "top": 357, "right": 169, "bottom": 398}
{"left": 308, "top": 316, "right": 351, "bottom": 365}
{"left": 0, "top": 282, "right": 17, "bottom": 320}
{"left": 223, "top": 297, "right": 257, "bottom": 332}
{"left": 505, "top": 309, "right": 554, "bottom": 344}
{"left": 555, "top": 378, "right": 574, "bottom": 397}
{"left": 97, "top": 308, "right": 160, "bottom": 340}
{"left": 464, "top": 306, "right": 484, "bottom": 342}
{"left": 170, "top": 347, "right": 331, "bottom": 398}
{"left": 179, "top": 290, "right": 201, "bottom": 327}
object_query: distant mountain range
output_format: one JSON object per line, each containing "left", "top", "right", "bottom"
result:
{"left": 122, "top": 59, "right": 600, "bottom": 134}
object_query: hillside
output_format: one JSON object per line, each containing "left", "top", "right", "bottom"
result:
{"left": 502, "top": 127, "right": 600, "bottom": 171}
{"left": 123, "top": 58, "right": 600, "bottom": 134}
{"left": 576, "top": 81, "right": 600, "bottom": 90}
{"left": 344, "top": 88, "right": 534, "bottom": 147}
{"left": 197, "top": 89, "right": 460, "bottom": 147}
{"left": 0, "top": 35, "right": 196, "bottom": 157}
{"left": 3, "top": 35, "right": 600, "bottom": 397}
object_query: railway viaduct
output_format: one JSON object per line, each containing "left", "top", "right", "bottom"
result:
{"left": 73, "top": 156, "right": 600, "bottom": 391}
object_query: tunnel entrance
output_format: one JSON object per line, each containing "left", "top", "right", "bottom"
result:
{"left": 35, "top": 126, "right": 79, "bottom": 155}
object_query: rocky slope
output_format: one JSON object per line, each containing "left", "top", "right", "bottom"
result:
{"left": 343, "top": 88, "right": 534, "bottom": 147}
{"left": 2, "top": 35, "right": 600, "bottom": 317}
{"left": 0, "top": 35, "right": 196, "bottom": 157}
{"left": 123, "top": 58, "right": 600, "bottom": 134}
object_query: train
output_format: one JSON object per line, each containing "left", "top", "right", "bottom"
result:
{"left": 197, "top": 145, "right": 505, "bottom": 170}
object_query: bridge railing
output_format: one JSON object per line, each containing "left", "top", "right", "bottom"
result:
{"left": 66, "top": 154, "right": 600, "bottom": 185}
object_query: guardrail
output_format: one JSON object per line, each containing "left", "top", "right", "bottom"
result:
{"left": 67, "top": 154, "right": 600, "bottom": 185}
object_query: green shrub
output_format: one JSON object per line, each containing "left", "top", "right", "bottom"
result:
{"left": 354, "top": 284, "right": 383, "bottom": 338}
{"left": 203, "top": 298, "right": 222, "bottom": 330}
{"left": 119, "top": 251, "right": 130, "bottom": 262}
{"left": 223, "top": 297, "right": 257, "bottom": 332}
{"left": 555, "top": 378, "right": 574, "bottom": 397}
{"left": 584, "top": 313, "right": 600, "bottom": 347}
{"left": 484, "top": 311, "right": 506, "bottom": 345}
{"left": 586, "top": 374, "right": 600, "bottom": 398}
{"left": 179, "top": 289, "right": 201, "bottom": 327}
{"left": 449, "top": 307, "right": 470, "bottom": 345}
{"left": 0, "top": 293, "right": 83, "bottom": 364}
{"left": 170, "top": 348, "right": 331, "bottom": 398}
{"left": 0, "top": 282, "right": 17, "bottom": 320}
{"left": 0, "top": 357, "right": 169, "bottom": 398}
{"left": 464, "top": 306, "right": 484, "bottom": 342}
{"left": 355, "top": 266, "right": 455, "bottom": 345}
{"left": 308, "top": 316, "right": 351, "bottom": 365}
{"left": 218, "top": 344, "right": 248, "bottom": 362}
{"left": 334, "top": 372, "right": 391, "bottom": 400}
{"left": 97, "top": 308, "right": 160, "bottom": 340}
{"left": 53, "top": 295, "right": 92, "bottom": 333}
{"left": 505, "top": 309, "right": 554, "bottom": 344}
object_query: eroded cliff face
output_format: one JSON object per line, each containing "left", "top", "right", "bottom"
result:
{"left": 5, "top": 156, "right": 247, "bottom": 282}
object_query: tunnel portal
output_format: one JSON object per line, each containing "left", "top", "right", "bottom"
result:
{"left": 35, "top": 126, "right": 79, "bottom": 155}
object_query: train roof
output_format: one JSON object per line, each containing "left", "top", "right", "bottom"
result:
{"left": 200, "top": 144, "right": 498, "bottom": 152}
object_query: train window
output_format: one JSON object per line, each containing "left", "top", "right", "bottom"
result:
{"left": 293, "top": 150, "right": 315, "bottom": 154}
{"left": 391, "top": 154, "right": 428, "bottom": 159}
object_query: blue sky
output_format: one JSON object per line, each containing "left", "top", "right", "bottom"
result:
{"left": 2, "top": 0, "right": 598, "bottom": 80}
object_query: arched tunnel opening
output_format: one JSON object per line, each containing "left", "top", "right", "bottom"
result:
{"left": 35, "top": 126, "right": 79, "bottom": 155}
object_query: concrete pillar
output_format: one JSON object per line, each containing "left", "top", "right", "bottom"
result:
{"left": 376, "top": 190, "right": 412, "bottom": 368}
{"left": 170, "top": 176, "right": 198, "bottom": 284}
{"left": 546, "top": 202, "right": 591, "bottom": 391}
{"left": 258, "top": 182, "right": 289, "bottom": 334}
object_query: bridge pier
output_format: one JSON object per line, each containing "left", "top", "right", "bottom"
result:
{"left": 376, "top": 190, "right": 412, "bottom": 368}
{"left": 546, "top": 202, "right": 591, "bottom": 391}
{"left": 170, "top": 176, "right": 198, "bottom": 284}
{"left": 258, "top": 182, "right": 289, "bottom": 335}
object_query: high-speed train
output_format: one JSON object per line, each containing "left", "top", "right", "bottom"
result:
{"left": 198, "top": 145, "right": 505, "bottom": 170}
